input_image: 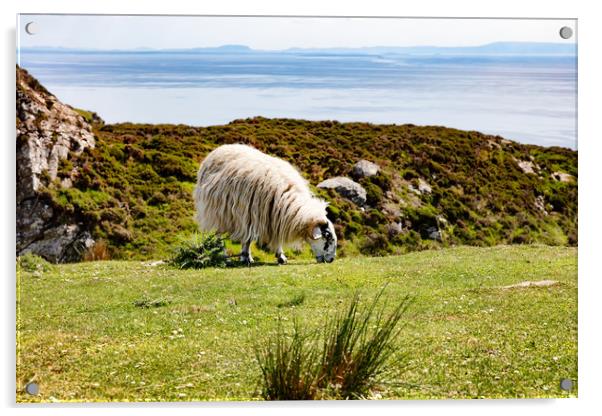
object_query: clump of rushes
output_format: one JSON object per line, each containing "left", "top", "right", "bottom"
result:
{"left": 256, "top": 287, "right": 412, "bottom": 400}
{"left": 168, "top": 233, "right": 228, "bottom": 269}
{"left": 255, "top": 321, "right": 320, "bottom": 400}
{"left": 316, "top": 290, "right": 411, "bottom": 398}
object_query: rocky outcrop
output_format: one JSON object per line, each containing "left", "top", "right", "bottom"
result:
{"left": 352, "top": 159, "right": 379, "bottom": 178}
{"left": 16, "top": 66, "right": 96, "bottom": 262}
{"left": 317, "top": 177, "right": 367, "bottom": 206}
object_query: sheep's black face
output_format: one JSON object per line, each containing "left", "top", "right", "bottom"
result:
{"left": 310, "top": 220, "right": 337, "bottom": 263}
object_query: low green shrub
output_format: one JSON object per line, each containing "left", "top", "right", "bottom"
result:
{"left": 326, "top": 205, "right": 341, "bottom": 221}
{"left": 17, "top": 253, "right": 53, "bottom": 272}
{"left": 168, "top": 233, "right": 228, "bottom": 269}
{"left": 344, "top": 222, "right": 362, "bottom": 239}
{"left": 359, "top": 233, "right": 392, "bottom": 256}
{"left": 363, "top": 182, "right": 384, "bottom": 207}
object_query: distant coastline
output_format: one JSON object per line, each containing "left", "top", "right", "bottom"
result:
{"left": 17, "top": 41, "right": 577, "bottom": 149}
{"left": 18, "top": 41, "right": 576, "bottom": 56}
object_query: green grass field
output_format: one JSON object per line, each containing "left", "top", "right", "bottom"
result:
{"left": 16, "top": 245, "right": 577, "bottom": 402}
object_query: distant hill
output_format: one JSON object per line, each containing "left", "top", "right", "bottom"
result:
{"left": 285, "top": 42, "right": 577, "bottom": 56}
{"left": 16, "top": 67, "right": 577, "bottom": 261}
{"left": 20, "top": 41, "right": 575, "bottom": 56}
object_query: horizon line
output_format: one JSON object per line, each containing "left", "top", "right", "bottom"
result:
{"left": 18, "top": 41, "right": 576, "bottom": 54}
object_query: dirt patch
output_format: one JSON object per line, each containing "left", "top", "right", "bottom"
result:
{"left": 500, "top": 280, "right": 560, "bottom": 290}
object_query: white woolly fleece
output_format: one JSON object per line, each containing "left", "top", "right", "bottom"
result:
{"left": 194, "top": 144, "right": 329, "bottom": 250}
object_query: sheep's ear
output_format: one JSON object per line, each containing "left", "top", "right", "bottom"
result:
{"left": 311, "top": 225, "right": 323, "bottom": 240}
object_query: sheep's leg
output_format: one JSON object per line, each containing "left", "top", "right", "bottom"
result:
{"left": 275, "top": 246, "right": 287, "bottom": 265}
{"left": 240, "top": 240, "right": 254, "bottom": 265}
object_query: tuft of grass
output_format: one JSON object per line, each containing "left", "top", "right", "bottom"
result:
{"left": 133, "top": 297, "right": 171, "bottom": 308}
{"left": 255, "top": 321, "right": 319, "bottom": 400}
{"left": 317, "top": 290, "right": 412, "bottom": 398}
{"left": 277, "top": 293, "right": 306, "bottom": 308}
{"left": 74, "top": 108, "right": 94, "bottom": 123}
{"left": 168, "top": 233, "right": 228, "bottom": 269}
{"left": 17, "top": 253, "right": 53, "bottom": 273}
{"left": 256, "top": 288, "right": 412, "bottom": 400}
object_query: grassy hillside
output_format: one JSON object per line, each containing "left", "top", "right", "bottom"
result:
{"left": 16, "top": 245, "right": 577, "bottom": 402}
{"left": 42, "top": 116, "right": 577, "bottom": 261}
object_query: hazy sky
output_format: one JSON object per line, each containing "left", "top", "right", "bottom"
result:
{"left": 18, "top": 15, "right": 577, "bottom": 50}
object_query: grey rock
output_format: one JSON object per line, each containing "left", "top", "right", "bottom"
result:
{"left": 418, "top": 179, "right": 432, "bottom": 194}
{"left": 318, "top": 176, "right": 367, "bottom": 206}
{"left": 352, "top": 159, "right": 379, "bottom": 178}
{"left": 551, "top": 171, "right": 574, "bottom": 183}
{"left": 386, "top": 222, "right": 403, "bottom": 237}
{"left": 426, "top": 226, "right": 442, "bottom": 241}
{"left": 408, "top": 178, "right": 432, "bottom": 195}
{"left": 16, "top": 67, "right": 96, "bottom": 262}
{"left": 16, "top": 199, "right": 55, "bottom": 252}
{"left": 534, "top": 195, "right": 548, "bottom": 215}
{"left": 516, "top": 159, "right": 539, "bottom": 174}
{"left": 21, "top": 226, "right": 95, "bottom": 263}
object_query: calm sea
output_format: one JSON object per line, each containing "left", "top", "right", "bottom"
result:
{"left": 18, "top": 50, "right": 577, "bottom": 149}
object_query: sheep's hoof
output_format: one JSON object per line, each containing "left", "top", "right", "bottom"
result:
{"left": 277, "top": 254, "right": 288, "bottom": 265}
{"left": 240, "top": 254, "right": 254, "bottom": 266}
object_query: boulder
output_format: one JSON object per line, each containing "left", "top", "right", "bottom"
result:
{"left": 386, "top": 222, "right": 403, "bottom": 237}
{"left": 20, "top": 225, "right": 95, "bottom": 263}
{"left": 515, "top": 159, "right": 539, "bottom": 174}
{"left": 317, "top": 177, "right": 367, "bottom": 206}
{"left": 408, "top": 178, "right": 432, "bottom": 195}
{"left": 551, "top": 171, "right": 574, "bottom": 183}
{"left": 16, "top": 66, "right": 96, "bottom": 262}
{"left": 352, "top": 159, "right": 379, "bottom": 178}
{"left": 425, "top": 226, "right": 442, "bottom": 241}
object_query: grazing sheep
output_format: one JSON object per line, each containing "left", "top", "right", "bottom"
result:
{"left": 193, "top": 144, "right": 337, "bottom": 264}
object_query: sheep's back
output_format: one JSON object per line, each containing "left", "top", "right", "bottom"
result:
{"left": 194, "top": 144, "right": 310, "bottom": 246}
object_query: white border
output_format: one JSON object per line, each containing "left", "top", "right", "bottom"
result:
{"left": 3, "top": 1, "right": 600, "bottom": 416}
